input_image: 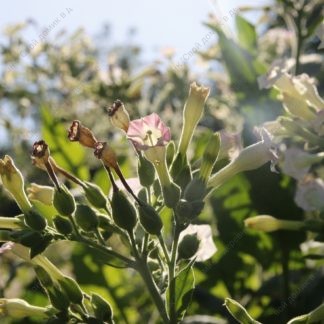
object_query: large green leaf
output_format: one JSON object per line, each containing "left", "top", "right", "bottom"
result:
{"left": 235, "top": 15, "right": 257, "bottom": 53}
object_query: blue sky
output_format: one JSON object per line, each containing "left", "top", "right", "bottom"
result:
{"left": 0, "top": 0, "right": 271, "bottom": 64}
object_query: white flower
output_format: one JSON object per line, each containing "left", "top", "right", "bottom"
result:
{"left": 295, "top": 178, "right": 324, "bottom": 211}
{"left": 179, "top": 224, "right": 217, "bottom": 262}
{"left": 279, "top": 147, "right": 324, "bottom": 180}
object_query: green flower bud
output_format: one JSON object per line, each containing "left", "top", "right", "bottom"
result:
{"left": 244, "top": 215, "right": 304, "bottom": 233}
{"left": 53, "top": 185, "right": 75, "bottom": 217}
{"left": 34, "top": 265, "right": 54, "bottom": 288}
{"left": 178, "top": 82, "right": 210, "bottom": 156}
{"left": 75, "top": 204, "right": 99, "bottom": 232}
{"left": 184, "top": 178, "right": 207, "bottom": 201}
{"left": 24, "top": 208, "right": 47, "bottom": 231}
{"left": 138, "top": 188, "right": 148, "bottom": 203}
{"left": 170, "top": 153, "right": 192, "bottom": 189}
{"left": 200, "top": 132, "right": 220, "bottom": 182}
{"left": 138, "top": 154, "right": 155, "bottom": 187}
{"left": 91, "top": 293, "right": 113, "bottom": 323}
{"left": 178, "top": 234, "right": 200, "bottom": 260}
{"left": 111, "top": 190, "right": 137, "bottom": 232}
{"left": 138, "top": 202, "right": 163, "bottom": 235}
{"left": 83, "top": 181, "right": 108, "bottom": 210}
{"left": 162, "top": 182, "right": 181, "bottom": 208}
{"left": 224, "top": 298, "right": 261, "bottom": 324}
{"left": 176, "top": 199, "right": 204, "bottom": 224}
{"left": 58, "top": 276, "right": 83, "bottom": 305}
{"left": 0, "top": 298, "right": 49, "bottom": 320}
{"left": 19, "top": 231, "right": 43, "bottom": 248}
{"left": 0, "top": 155, "right": 32, "bottom": 213}
{"left": 53, "top": 216, "right": 73, "bottom": 235}
{"left": 47, "top": 286, "right": 70, "bottom": 311}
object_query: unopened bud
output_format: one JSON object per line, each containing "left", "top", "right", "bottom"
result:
{"left": 94, "top": 142, "right": 118, "bottom": 169}
{"left": 200, "top": 132, "right": 220, "bottom": 182}
{"left": 111, "top": 190, "right": 137, "bottom": 232}
{"left": 184, "top": 178, "right": 206, "bottom": 201}
{"left": 53, "top": 215, "right": 73, "bottom": 235}
{"left": 224, "top": 298, "right": 260, "bottom": 324}
{"left": 176, "top": 199, "right": 205, "bottom": 224}
{"left": 244, "top": 215, "right": 304, "bottom": 232}
{"left": 178, "top": 82, "right": 210, "bottom": 156}
{"left": 82, "top": 181, "right": 108, "bottom": 210}
{"left": 24, "top": 208, "right": 47, "bottom": 231}
{"left": 68, "top": 120, "right": 97, "bottom": 148}
{"left": 107, "top": 100, "right": 130, "bottom": 132}
{"left": 138, "top": 202, "right": 163, "bottom": 235}
{"left": 178, "top": 234, "right": 200, "bottom": 260}
{"left": 47, "top": 286, "right": 70, "bottom": 311}
{"left": 138, "top": 154, "right": 155, "bottom": 187}
{"left": 0, "top": 155, "right": 32, "bottom": 213}
{"left": 35, "top": 265, "right": 54, "bottom": 287}
{"left": 53, "top": 185, "right": 76, "bottom": 217}
{"left": 162, "top": 182, "right": 181, "bottom": 208}
{"left": 74, "top": 204, "right": 99, "bottom": 232}
{"left": 91, "top": 293, "right": 113, "bottom": 323}
{"left": 0, "top": 298, "right": 49, "bottom": 320}
{"left": 58, "top": 276, "right": 83, "bottom": 305}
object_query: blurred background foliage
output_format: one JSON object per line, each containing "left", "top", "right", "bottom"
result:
{"left": 0, "top": 0, "right": 323, "bottom": 323}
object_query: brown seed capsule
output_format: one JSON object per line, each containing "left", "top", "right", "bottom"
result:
{"left": 31, "top": 140, "right": 49, "bottom": 170}
{"left": 68, "top": 120, "right": 97, "bottom": 148}
{"left": 107, "top": 99, "right": 130, "bottom": 132}
{"left": 94, "top": 142, "right": 118, "bottom": 169}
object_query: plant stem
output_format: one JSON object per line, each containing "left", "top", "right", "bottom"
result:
{"left": 158, "top": 235, "right": 170, "bottom": 264}
{"left": 168, "top": 223, "right": 181, "bottom": 324}
{"left": 129, "top": 231, "right": 169, "bottom": 323}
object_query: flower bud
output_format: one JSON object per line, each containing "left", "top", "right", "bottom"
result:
{"left": 162, "top": 182, "right": 181, "bottom": 209}
{"left": 94, "top": 142, "right": 118, "bottom": 169}
{"left": 107, "top": 99, "right": 130, "bottom": 132}
{"left": 224, "top": 298, "right": 260, "bottom": 324}
{"left": 53, "top": 215, "right": 73, "bottom": 235}
{"left": 82, "top": 181, "right": 108, "bottom": 210}
{"left": 0, "top": 155, "right": 32, "bottom": 213}
{"left": 176, "top": 199, "right": 205, "bottom": 224}
{"left": 24, "top": 208, "right": 47, "bottom": 231}
{"left": 287, "top": 302, "right": 324, "bottom": 324}
{"left": 138, "top": 202, "right": 163, "bottom": 235}
{"left": 68, "top": 120, "right": 97, "bottom": 148}
{"left": 244, "top": 215, "right": 304, "bottom": 232}
{"left": 53, "top": 185, "right": 76, "bottom": 217}
{"left": 91, "top": 293, "right": 113, "bottom": 323}
{"left": 35, "top": 265, "right": 54, "bottom": 288}
{"left": 58, "top": 276, "right": 83, "bottom": 305}
{"left": 184, "top": 178, "right": 207, "bottom": 201}
{"left": 47, "top": 286, "right": 70, "bottom": 311}
{"left": 178, "top": 234, "right": 200, "bottom": 260}
{"left": 74, "top": 204, "right": 99, "bottom": 232}
{"left": 19, "top": 231, "right": 43, "bottom": 247}
{"left": 27, "top": 183, "right": 53, "bottom": 206}
{"left": 0, "top": 298, "right": 49, "bottom": 319}
{"left": 138, "top": 154, "right": 155, "bottom": 187}
{"left": 0, "top": 216, "right": 24, "bottom": 230}
{"left": 178, "top": 82, "right": 210, "bottom": 156}
{"left": 199, "top": 132, "right": 220, "bottom": 182}
{"left": 111, "top": 190, "right": 137, "bottom": 232}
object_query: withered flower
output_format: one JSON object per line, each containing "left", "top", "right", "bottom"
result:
{"left": 107, "top": 99, "right": 130, "bottom": 132}
{"left": 31, "top": 140, "right": 60, "bottom": 190}
{"left": 68, "top": 120, "right": 97, "bottom": 148}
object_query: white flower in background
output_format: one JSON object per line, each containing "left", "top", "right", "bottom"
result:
{"left": 218, "top": 130, "right": 243, "bottom": 161}
{"left": 311, "top": 110, "right": 324, "bottom": 136}
{"left": 295, "top": 178, "right": 324, "bottom": 211}
{"left": 258, "top": 66, "right": 324, "bottom": 120}
{"left": 179, "top": 224, "right": 217, "bottom": 262}
{"left": 279, "top": 147, "right": 324, "bottom": 180}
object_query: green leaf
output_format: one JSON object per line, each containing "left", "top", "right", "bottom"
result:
{"left": 167, "top": 261, "right": 195, "bottom": 321}
{"left": 235, "top": 15, "right": 257, "bottom": 53}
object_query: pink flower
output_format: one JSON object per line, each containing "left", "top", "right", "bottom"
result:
{"left": 0, "top": 242, "right": 14, "bottom": 254}
{"left": 127, "top": 113, "right": 171, "bottom": 150}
